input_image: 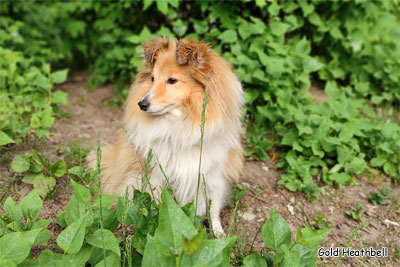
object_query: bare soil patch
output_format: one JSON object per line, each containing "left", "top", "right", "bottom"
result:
{"left": 1, "top": 73, "right": 399, "bottom": 266}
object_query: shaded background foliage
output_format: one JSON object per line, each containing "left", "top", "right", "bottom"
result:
{"left": 1, "top": 0, "right": 399, "bottom": 199}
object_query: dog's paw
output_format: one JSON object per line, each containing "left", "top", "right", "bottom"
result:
{"left": 213, "top": 225, "right": 226, "bottom": 238}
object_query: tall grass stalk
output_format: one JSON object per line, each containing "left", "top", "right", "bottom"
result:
{"left": 96, "top": 132, "right": 107, "bottom": 267}
{"left": 195, "top": 87, "right": 209, "bottom": 221}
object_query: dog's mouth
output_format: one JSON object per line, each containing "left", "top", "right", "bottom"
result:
{"left": 146, "top": 104, "right": 176, "bottom": 115}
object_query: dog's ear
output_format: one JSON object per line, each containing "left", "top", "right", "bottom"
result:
{"left": 176, "top": 39, "right": 209, "bottom": 67}
{"left": 143, "top": 37, "right": 169, "bottom": 66}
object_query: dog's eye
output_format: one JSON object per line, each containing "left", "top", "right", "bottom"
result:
{"left": 151, "top": 76, "right": 154, "bottom": 82}
{"left": 167, "top": 78, "right": 178, "bottom": 84}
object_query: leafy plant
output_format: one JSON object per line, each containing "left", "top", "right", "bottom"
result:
{"left": 368, "top": 187, "right": 391, "bottom": 205}
{"left": 11, "top": 151, "right": 66, "bottom": 198}
{"left": 346, "top": 203, "right": 363, "bottom": 221}
{"left": 142, "top": 188, "right": 235, "bottom": 267}
{"left": 0, "top": 190, "right": 51, "bottom": 265}
{"left": 228, "top": 183, "right": 248, "bottom": 208}
{"left": 243, "top": 207, "right": 331, "bottom": 267}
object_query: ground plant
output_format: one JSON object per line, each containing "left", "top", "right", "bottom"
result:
{"left": 1, "top": 0, "right": 399, "bottom": 266}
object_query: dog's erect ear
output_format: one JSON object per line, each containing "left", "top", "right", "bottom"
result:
{"left": 143, "top": 37, "right": 169, "bottom": 66}
{"left": 176, "top": 39, "right": 209, "bottom": 67}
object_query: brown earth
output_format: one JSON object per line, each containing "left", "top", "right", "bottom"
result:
{"left": 0, "top": 72, "right": 399, "bottom": 266}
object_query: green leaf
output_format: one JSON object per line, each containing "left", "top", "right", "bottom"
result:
{"left": 0, "top": 228, "right": 42, "bottom": 264}
{"left": 281, "top": 244, "right": 300, "bottom": 267}
{"left": 218, "top": 30, "right": 238, "bottom": 43}
{"left": 49, "top": 160, "right": 66, "bottom": 177}
{"left": 94, "top": 253, "right": 120, "bottom": 267}
{"left": 180, "top": 237, "right": 236, "bottom": 266}
{"left": 33, "top": 229, "right": 51, "bottom": 246}
{"left": 270, "top": 21, "right": 290, "bottom": 36}
{"left": 65, "top": 195, "right": 86, "bottom": 225}
{"left": 156, "top": 0, "right": 168, "bottom": 14}
{"left": 33, "top": 176, "right": 56, "bottom": 198}
{"left": 56, "top": 214, "right": 87, "bottom": 254}
{"left": 4, "top": 197, "right": 22, "bottom": 222}
{"left": 243, "top": 253, "right": 268, "bottom": 267}
{"left": 52, "top": 91, "right": 68, "bottom": 105}
{"left": 22, "top": 173, "right": 44, "bottom": 185}
{"left": 297, "top": 227, "right": 331, "bottom": 248}
{"left": 51, "top": 69, "right": 69, "bottom": 84}
{"left": 142, "top": 235, "right": 175, "bottom": 267}
{"left": 0, "top": 131, "right": 15, "bottom": 146}
{"left": 70, "top": 179, "right": 91, "bottom": 203}
{"left": 262, "top": 207, "right": 291, "bottom": 253}
{"left": 20, "top": 190, "right": 43, "bottom": 220}
{"left": 86, "top": 229, "right": 121, "bottom": 257}
{"left": 56, "top": 212, "right": 68, "bottom": 227}
{"left": 172, "top": 19, "right": 187, "bottom": 36}
{"left": 182, "top": 228, "right": 205, "bottom": 256}
{"left": 11, "top": 154, "right": 30, "bottom": 173}
{"left": 154, "top": 188, "right": 198, "bottom": 255}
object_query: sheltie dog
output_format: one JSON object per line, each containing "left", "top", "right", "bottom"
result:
{"left": 89, "top": 37, "right": 244, "bottom": 236}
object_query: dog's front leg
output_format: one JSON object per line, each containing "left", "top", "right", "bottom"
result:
{"left": 207, "top": 174, "right": 230, "bottom": 238}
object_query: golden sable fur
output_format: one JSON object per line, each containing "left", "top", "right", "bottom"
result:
{"left": 88, "top": 37, "right": 244, "bottom": 236}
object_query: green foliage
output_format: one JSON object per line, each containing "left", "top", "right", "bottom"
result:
{"left": 243, "top": 207, "right": 331, "bottom": 266}
{"left": 2, "top": 0, "right": 399, "bottom": 197}
{"left": 142, "top": 189, "right": 235, "bottom": 267}
{"left": 346, "top": 203, "right": 363, "bottom": 221}
{"left": 368, "top": 187, "right": 391, "bottom": 205}
{"left": 11, "top": 151, "right": 66, "bottom": 198}
{"left": 228, "top": 183, "right": 248, "bottom": 208}
{"left": 0, "top": 190, "right": 51, "bottom": 265}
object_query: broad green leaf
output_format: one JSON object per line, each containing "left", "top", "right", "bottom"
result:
{"left": 65, "top": 195, "right": 86, "bottom": 225}
{"left": 33, "top": 229, "right": 51, "bottom": 246}
{"left": 116, "top": 197, "right": 138, "bottom": 225}
{"left": 218, "top": 30, "right": 238, "bottom": 43}
{"left": 154, "top": 189, "right": 197, "bottom": 255}
{"left": 270, "top": 21, "right": 290, "bottom": 36}
{"left": 297, "top": 227, "right": 331, "bottom": 248}
{"left": 0, "top": 228, "right": 42, "bottom": 264}
{"left": 142, "top": 235, "right": 175, "bottom": 267}
{"left": 0, "top": 131, "right": 14, "bottom": 146}
{"left": 11, "top": 154, "right": 30, "bottom": 173}
{"left": 68, "top": 166, "right": 85, "bottom": 178}
{"left": 70, "top": 179, "right": 91, "bottom": 203}
{"left": 172, "top": 19, "right": 187, "bottom": 36}
{"left": 4, "top": 197, "right": 22, "bottom": 222}
{"left": 93, "top": 194, "right": 118, "bottom": 210}
{"left": 281, "top": 244, "right": 300, "bottom": 267}
{"left": 86, "top": 229, "right": 121, "bottom": 256}
{"left": 0, "top": 258, "right": 16, "bottom": 267}
{"left": 33, "top": 176, "right": 56, "bottom": 198}
{"left": 20, "top": 190, "right": 43, "bottom": 220}
{"left": 51, "top": 69, "right": 69, "bottom": 84}
{"left": 262, "top": 207, "right": 291, "bottom": 253}
{"left": 56, "top": 212, "right": 67, "bottom": 227}
{"left": 56, "top": 214, "right": 87, "bottom": 254}
{"left": 49, "top": 160, "right": 66, "bottom": 177}
{"left": 243, "top": 253, "right": 268, "bottom": 267}
{"left": 51, "top": 91, "right": 68, "bottom": 104}
{"left": 94, "top": 253, "right": 120, "bottom": 267}
{"left": 182, "top": 228, "right": 205, "bottom": 255}
{"left": 156, "top": 0, "right": 168, "bottom": 14}
{"left": 22, "top": 173, "right": 44, "bottom": 185}
{"left": 180, "top": 237, "right": 236, "bottom": 267}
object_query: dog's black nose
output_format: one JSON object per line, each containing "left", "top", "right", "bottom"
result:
{"left": 138, "top": 99, "right": 150, "bottom": 111}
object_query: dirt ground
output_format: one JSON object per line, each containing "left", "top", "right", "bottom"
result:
{"left": 1, "top": 73, "right": 399, "bottom": 266}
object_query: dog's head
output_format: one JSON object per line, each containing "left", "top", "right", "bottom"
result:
{"left": 138, "top": 38, "right": 211, "bottom": 116}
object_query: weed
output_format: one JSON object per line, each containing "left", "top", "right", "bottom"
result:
{"left": 368, "top": 187, "right": 391, "bottom": 205}
{"left": 346, "top": 203, "right": 363, "bottom": 222}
